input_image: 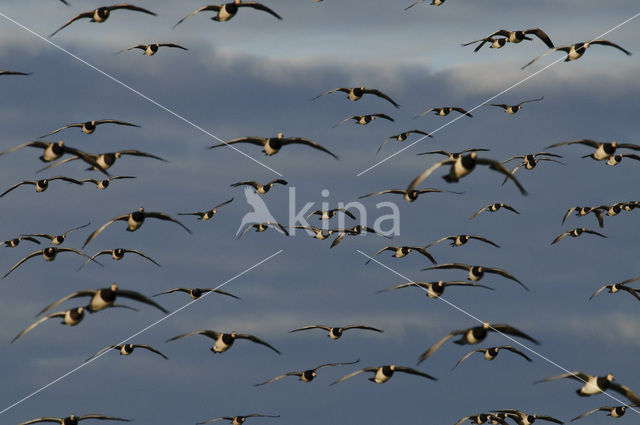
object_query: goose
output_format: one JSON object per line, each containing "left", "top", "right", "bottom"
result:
{"left": 0, "top": 140, "right": 87, "bottom": 162}
{"left": 426, "top": 235, "right": 500, "bottom": 248}
{"left": 605, "top": 153, "right": 640, "bottom": 166}
{"left": 470, "top": 203, "right": 519, "bottom": 219}
{"left": 80, "top": 176, "right": 135, "bottom": 190}
{"left": 1, "top": 176, "right": 83, "bottom": 198}
{"left": 306, "top": 208, "right": 355, "bottom": 220}
{"left": 50, "top": 4, "right": 157, "bottom": 37}
{"left": 502, "top": 153, "right": 565, "bottom": 183}
{"left": 24, "top": 223, "right": 90, "bottom": 245}
{"left": 82, "top": 207, "right": 191, "bottom": 248}
{"left": 490, "top": 97, "right": 544, "bottom": 114}
{"left": 535, "top": 372, "right": 640, "bottom": 403}
{"left": 78, "top": 248, "right": 160, "bottom": 270}
{"left": 255, "top": 360, "right": 360, "bottom": 386}
{"left": 546, "top": 139, "right": 640, "bottom": 161}
{"left": 330, "top": 364, "right": 437, "bottom": 385}
{"left": 209, "top": 133, "right": 337, "bottom": 159}
{"left": 493, "top": 410, "right": 563, "bottom": 425}
{"left": 377, "top": 280, "right": 493, "bottom": 299}
{"left": 166, "top": 330, "right": 281, "bottom": 354}
{"left": 152, "top": 287, "right": 240, "bottom": 300}
{"left": 468, "top": 29, "right": 554, "bottom": 52}
{"left": 330, "top": 225, "right": 390, "bottom": 248}
{"left": 116, "top": 43, "right": 187, "bottom": 56}
{"left": 405, "top": 0, "right": 446, "bottom": 10}
{"left": 230, "top": 179, "right": 287, "bottom": 194}
{"left": 179, "top": 198, "right": 234, "bottom": 220}
{"left": 17, "top": 415, "right": 131, "bottom": 425}
{"left": 417, "top": 148, "right": 489, "bottom": 159}
{"left": 423, "top": 263, "right": 528, "bottom": 290}
{"left": 377, "top": 130, "right": 432, "bottom": 154}
{"left": 38, "top": 149, "right": 167, "bottom": 175}
{"left": 359, "top": 188, "right": 463, "bottom": 202}
{"left": 551, "top": 228, "right": 606, "bottom": 245}
{"left": 406, "top": 152, "right": 527, "bottom": 195}
{"left": 462, "top": 37, "right": 509, "bottom": 51}
{"left": 415, "top": 107, "right": 472, "bottom": 119}
{"left": 292, "top": 226, "right": 334, "bottom": 240}
{"left": 289, "top": 324, "right": 382, "bottom": 339}
{"left": 365, "top": 246, "right": 436, "bottom": 264}
{"left": 562, "top": 206, "right": 604, "bottom": 228}
{"left": 173, "top": 1, "right": 282, "bottom": 28}
{"left": 238, "top": 221, "right": 289, "bottom": 237}
{"left": 0, "top": 70, "right": 31, "bottom": 76}
{"left": 523, "top": 40, "right": 631, "bottom": 69}
{"left": 455, "top": 414, "right": 509, "bottom": 425}
{"left": 11, "top": 307, "right": 85, "bottom": 343}
{"left": 196, "top": 415, "right": 280, "bottom": 425}
{"left": 418, "top": 321, "right": 539, "bottom": 363}
{"left": 589, "top": 277, "right": 640, "bottom": 302}
{"left": 85, "top": 343, "right": 168, "bottom": 361}
{"left": 453, "top": 346, "right": 532, "bottom": 370}
{"left": 3, "top": 235, "right": 40, "bottom": 248}
{"left": 40, "top": 120, "right": 140, "bottom": 138}
{"left": 333, "top": 113, "right": 394, "bottom": 127}
{"left": 571, "top": 406, "right": 634, "bottom": 422}
{"left": 3, "top": 247, "right": 98, "bottom": 279}
{"left": 312, "top": 86, "right": 399, "bottom": 108}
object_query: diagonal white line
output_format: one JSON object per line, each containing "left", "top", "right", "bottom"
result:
{"left": 0, "top": 11, "right": 283, "bottom": 177}
{"left": 357, "top": 11, "right": 640, "bottom": 177}
{"left": 0, "top": 249, "right": 283, "bottom": 416}
{"left": 356, "top": 249, "right": 640, "bottom": 413}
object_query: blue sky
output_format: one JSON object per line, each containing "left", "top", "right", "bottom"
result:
{"left": 0, "top": 1, "right": 639, "bottom": 424}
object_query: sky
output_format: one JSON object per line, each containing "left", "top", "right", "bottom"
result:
{"left": 0, "top": 1, "right": 639, "bottom": 424}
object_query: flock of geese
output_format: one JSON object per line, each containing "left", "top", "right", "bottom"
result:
{"left": 2, "top": 1, "right": 639, "bottom": 425}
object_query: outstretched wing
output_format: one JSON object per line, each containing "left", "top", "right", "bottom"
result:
{"left": 235, "top": 333, "right": 281, "bottom": 354}
{"left": 145, "top": 211, "right": 192, "bottom": 234}
{"left": 11, "top": 312, "right": 65, "bottom": 343}
{"left": 417, "top": 330, "right": 463, "bottom": 364}
{"left": 37, "top": 290, "right": 96, "bottom": 316}
{"left": 3, "top": 250, "right": 43, "bottom": 279}
{"left": 82, "top": 214, "right": 130, "bottom": 248}
{"left": 406, "top": 158, "right": 453, "bottom": 191}
{"left": 238, "top": 2, "right": 283, "bottom": 19}
{"left": 49, "top": 11, "right": 93, "bottom": 37}
{"left": 173, "top": 5, "right": 221, "bottom": 28}
{"left": 395, "top": 366, "right": 438, "bottom": 380}
{"left": 166, "top": 329, "right": 220, "bottom": 342}
{"left": 329, "top": 367, "right": 378, "bottom": 385}
{"left": 364, "top": 88, "right": 400, "bottom": 108}
{"left": 590, "top": 40, "right": 631, "bottom": 55}
{"left": 311, "top": 87, "right": 349, "bottom": 100}
{"left": 282, "top": 137, "right": 338, "bottom": 159}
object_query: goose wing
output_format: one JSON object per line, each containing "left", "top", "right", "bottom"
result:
{"left": 501, "top": 346, "right": 533, "bottom": 362}
{"left": 489, "top": 324, "right": 539, "bottom": 344}
{"left": 589, "top": 40, "right": 631, "bottom": 55}
{"left": 85, "top": 345, "right": 119, "bottom": 361}
{"left": 551, "top": 231, "right": 570, "bottom": 245}
{"left": 406, "top": 158, "right": 454, "bottom": 191}
{"left": 234, "top": 333, "right": 281, "bottom": 354}
{"left": 452, "top": 349, "right": 484, "bottom": 370}
{"left": 208, "top": 137, "right": 267, "bottom": 150}
{"left": 123, "top": 249, "right": 161, "bottom": 267}
{"left": 518, "top": 96, "right": 545, "bottom": 106}
{"left": 311, "top": 87, "right": 349, "bottom": 100}
{"left": 570, "top": 407, "right": 608, "bottom": 422}
{"left": 77, "top": 415, "right": 131, "bottom": 422}
{"left": 608, "top": 382, "right": 640, "bottom": 404}
{"left": 173, "top": 5, "right": 221, "bottom": 28}
{"left": 364, "top": 88, "right": 400, "bottom": 108}
{"left": 483, "top": 267, "right": 527, "bottom": 290}
{"left": 281, "top": 137, "right": 338, "bottom": 159}
{"left": 237, "top": 2, "right": 283, "bottom": 19}
{"left": 166, "top": 329, "right": 220, "bottom": 342}
{"left": 3, "top": 250, "right": 44, "bottom": 279}
{"left": 524, "top": 28, "right": 554, "bottom": 48}
{"left": 49, "top": 11, "right": 94, "bottom": 37}
{"left": 372, "top": 113, "right": 394, "bottom": 121}
{"left": 144, "top": 211, "right": 192, "bottom": 234}
{"left": 82, "top": 214, "right": 130, "bottom": 248}
{"left": 329, "top": 367, "right": 378, "bottom": 385}
{"left": 342, "top": 325, "right": 383, "bottom": 333}
{"left": 39, "top": 125, "right": 83, "bottom": 138}
{"left": 18, "top": 418, "right": 64, "bottom": 425}
{"left": 289, "top": 325, "right": 331, "bottom": 333}
{"left": 468, "top": 235, "right": 500, "bottom": 248}
{"left": 116, "top": 289, "right": 169, "bottom": 313}
{"left": 395, "top": 366, "right": 438, "bottom": 380}
{"left": 134, "top": 344, "right": 169, "bottom": 359}
{"left": 254, "top": 372, "right": 301, "bottom": 386}
{"left": 522, "top": 46, "right": 570, "bottom": 69}
{"left": 470, "top": 205, "right": 489, "bottom": 219}
{"left": 11, "top": 312, "right": 66, "bottom": 343}
{"left": 474, "top": 158, "right": 528, "bottom": 195}
{"left": 158, "top": 43, "right": 188, "bottom": 50}
{"left": 411, "top": 247, "right": 437, "bottom": 264}
{"left": 37, "top": 290, "right": 97, "bottom": 316}
{"left": 452, "top": 107, "right": 473, "bottom": 117}
{"left": 417, "top": 329, "right": 466, "bottom": 363}
{"left": 0, "top": 180, "right": 34, "bottom": 198}
{"left": 589, "top": 284, "right": 612, "bottom": 300}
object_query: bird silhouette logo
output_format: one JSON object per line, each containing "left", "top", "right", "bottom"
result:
{"left": 236, "top": 187, "right": 285, "bottom": 236}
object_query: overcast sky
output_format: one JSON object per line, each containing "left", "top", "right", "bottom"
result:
{"left": 0, "top": 1, "right": 639, "bottom": 425}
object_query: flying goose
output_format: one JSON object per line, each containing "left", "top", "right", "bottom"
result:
{"left": 426, "top": 235, "right": 500, "bottom": 249}
{"left": 415, "top": 107, "right": 472, "bottom": 119}
{"left": 24, "top": 223, "right": 90, "bottom": 245}
{"left": 494, "top": 410, "right": 563, "bottom": 425}
{"left": 365, "top": 246, "right": 436, "bottom": 264}
{"left": 230, "top": 179, "right": 287, "bottom": 194}
{"left": 0, "top": 140, "right": 88, "bottom": 162}
{"left": 589, "top": 277, "right": 640, "bottom": 302}
{"left": 571, "top": 405, "right": 634, "bottom": 422}
{"left": 289, "top": 324, "right": 382, "bottom": 339}
{"left": 330, "top": 225, "right": 389, "bottom": 248}
{"left": 417, "top": 148, "right": 489, "bottom": 159}
{"left": 116, "top": 43, "right": 188, "bottom": 56}
{"left": 291, "top": 225, "right": 334, "bottom": 240}
{"left": 50, "top": 4, "right": 156, "bottom": 37}
{"left": 3, "top": 235, "right": 40, "bottom": 248}
{"left": 79, "top": 176, "right": 136, "bottom": 190}
{"left": 82, "top": 207, "right": 191, "bottom": 248}
{"left": 179, "top": 198, "right": 234, "bottom": 220}
{"left": 78, "top": 248, "right": 160, "bottom": 270}
{"left": 306, "top": 208, "right": 355, "bottom": 220}
{"left": 11, "top": 307, "right": 85, "bottom": 343}
{"left": 423, "top": 263, "right": 527, "bottom": 290}
{"left": 208, "top": 133, "right": 338, "bottom": 159}
{"left": 40, "top": 120, "right": 140, "bottom": 138}
{"left": 468, "top": 29, "right": 554, "bottom": 52}
{"left": 152, "top": 287, "right": 240, "bottom": 300}
{"left": 551, "top": 228, "right": 606, "bottom": 245}
{"left": 546, "top": 139, "right": 640, "bottom": 161}
{"left": 333, "top": 113, "right": 394, "bottom": 127}
{"left": 522, "top": 40, "right": 631, "bottom": 69}
{"left": 535, "top": 372, "right": 640, "bottom": 403}
{"left": 490, "top": 97, "right": 544, "bottom": 114}
{"left": 166, "top": 330, "right": 281, "bottom": 354}
{"left": 418, "top": 321, "right": 539, "bottom": 363}
{"left": 196, "top": 415, "right": 280, "bottom": 425}
{"left": 238, "top": 221, "right": 289, "bottom": 238}
{"left": 462, "top": 37, "right": 509, "bottom": 51}
{"left": 377, "top": 280, "right": 494, "bottom": 299}
{"left": 470, "top": 203, "right": 519, "bottom": 219}
{"left": 377, "top": 130, "right": 433, "bottom": 154}
{"left": 604, "top": 153, "right": 640, "bottom": 166}
{"left": 17, "top": 415, "right": 131, "bottom": 425}
{"left": 502, "top": 153, "right": 565, "bottom": 183}
{"left": 254, "top": 360, "right": 360, "bottom": 386}
{"left": 359, "top": 188, "right": 463, "bottom": 203}
{"left": 38, "top": 149, "right": 167, "bottom": 175}
{"left": 330, "top": 364, "right": 437, "bottom": 385}
{"left": 86, "top": 343, "right": 168, "bottom": 361}
{"left": 312, "top": 86, "right": 399, "bottom": 108}
{"left": 3, "top": 247, "right": 98, "bottom": 279}
{"left": 173, "top": 1, "right": 282, "bottom": 27}
{"left": 453, "top": 346, "right": 532, "bottom": 370}
{"left": 562, "top": 206, "right": 604, "bottom": 228}
{"left": 1, "top": 176, "right": 83, "bottom": 198}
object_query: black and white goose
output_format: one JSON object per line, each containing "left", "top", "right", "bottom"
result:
{"left": 455, "top": 414, "right": 509, "bottom": 425}
{"left": 490, "top": 97, "right": 544, "bottom": 114}
{"left": 17, "top": 415, "right": 131, "bottom": 425}
{"left": 25, "top": 223, "right": 90, "bottom": 245}
{"left": 0, "top": 140, "right": 86, "bottom": 162}
{"left": 571, "top": 405, "right": 634, "bottom": 422}
{"left": 551, "top": 227, "right": 606, "bottom": 245}
{"left": 494, "top": 410, "right": 563, "bottom": 425}
{"left": 417, "top": 321, "right": 539, "bottom": 363}
{"left": 38, "top": 283, "right": 168, "bottom": 315}
{"left": 462, "top": 37, "right": 509, "bottom": 51}
{"left": 179, "top": 198, "right": 234, "bottom": 221}
{"left": 453, "top": 346, "right": 532, "bottom": 370}
{"left": 79, "top": 248, "right": 160, "bottom": 270}
{"left": 365, "top": 246, "right": 436, "bottom": 264}
{"left": 415, "top": 107, "right": 472, "bottom": 119}
{"left": 173, "top": 1, "right": 282, "bottom": 27}
{"left": 468, "top": 29, "right": 554, "bottom": 52}
{"left": 426, "top": 234, "right": 500, "bottom": 249}
{"left": 330, "top": 364, "right": 437, "bottom": 385}
{"left": 292, "top": 225, "right": 334, "bottom": 240}
{"left": 424, "top": 263, "right": 528, "bottom": 291}
{"left": 82, "top": 207, "right": 191, "bottom": 248}
{"left": 523, "top": 40, "right": 631, "bottom": 69}
{"left": 80, "top": 176, "right": 135, "bottom": 190}
{"left": 589, "top": 276, "right": 640, "bottom": 302}
{"left": 11, "top": 307, "right": 85, "bottom": 343}
{"left": 0, "top": 70, "right": 31, "bottom": 76}
{"left": 406, "top": 152, "right": 528, "bottom": 195}
{"left": 116, "top": 43, "right": 187, "bottom": 56}
{"left": 502, "top": 152, "right": 565, "bottom": 182}
{"left": 238, "top": 221, "right": 289, "bottom": 238}
{"left": 377, "top": 130, "right": 433, "bottom": 154}
{"left": 546, "top": 139, "right": 640, "bottom": 161}
{"left": 562, "top": 206, "right": 604, "bottom": 228}
{"left": 40, "top": 120, "right": 140, "bottom": 138}
{"left": 470, "top": 203, "right": 519, "bottom": 219}
{"left": 333, "top": 113, "right": 394, "bottom": 127}
{"left": 196, "top": 415, "right": 280, "bottom": 425}
{"left": 38, "top": 149, "right": 167, "bottom": 175}
{"left": 255, "top": 360, "right": 360, "bottom": 386}
{"left": 312, "top": 86, "right": 399, "bottom": 108}
{"left": 377, "top": 280, "right": 494, "bottom": 299}
{"left": 330, "top": 225, "right": 390, "bottom": 248}
{"left": 405, "top": 0, "right": 446, "bottom": 10}
{"left": 166, "top": 330, "right": 281, "bottom": 354}
{"left": 3, "top": 247, "right": 97, "bottom": 279}
{"left": 1, "top": 176, "right": 83, "bottom": 198}
{"left": 289, "top": 324, "right": 382, "bottom": 340}
{"left": 86, "top": 343, "right": 168, "bottom": 361}
{"left": 230, "top": 179, "right": 287, "bottom": 194}
{"left": 306, "top": 208, "right": 355, "bottom": 221}
{"left": 209, "top": 133, "right": 337, "bottom": 159}
{"left": 152, "top": 287, "right": 240, "bottom": 300}
{"left": 605, "top": 153, "right": 640, "bottom": 166}
{"left": 417, "top": 148, "right": 489, "bottom": 159}
{"left": 3, "top": 235, "right": 40, "bottom": 248}
{"left": 50, "top": 4, "right": 157, "bottom": 37}
{"left": 359, "top": 187, "right": 462, "bottom": 203}
{"left": 535, "top": 372, "right": 640, "bottom": 403}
